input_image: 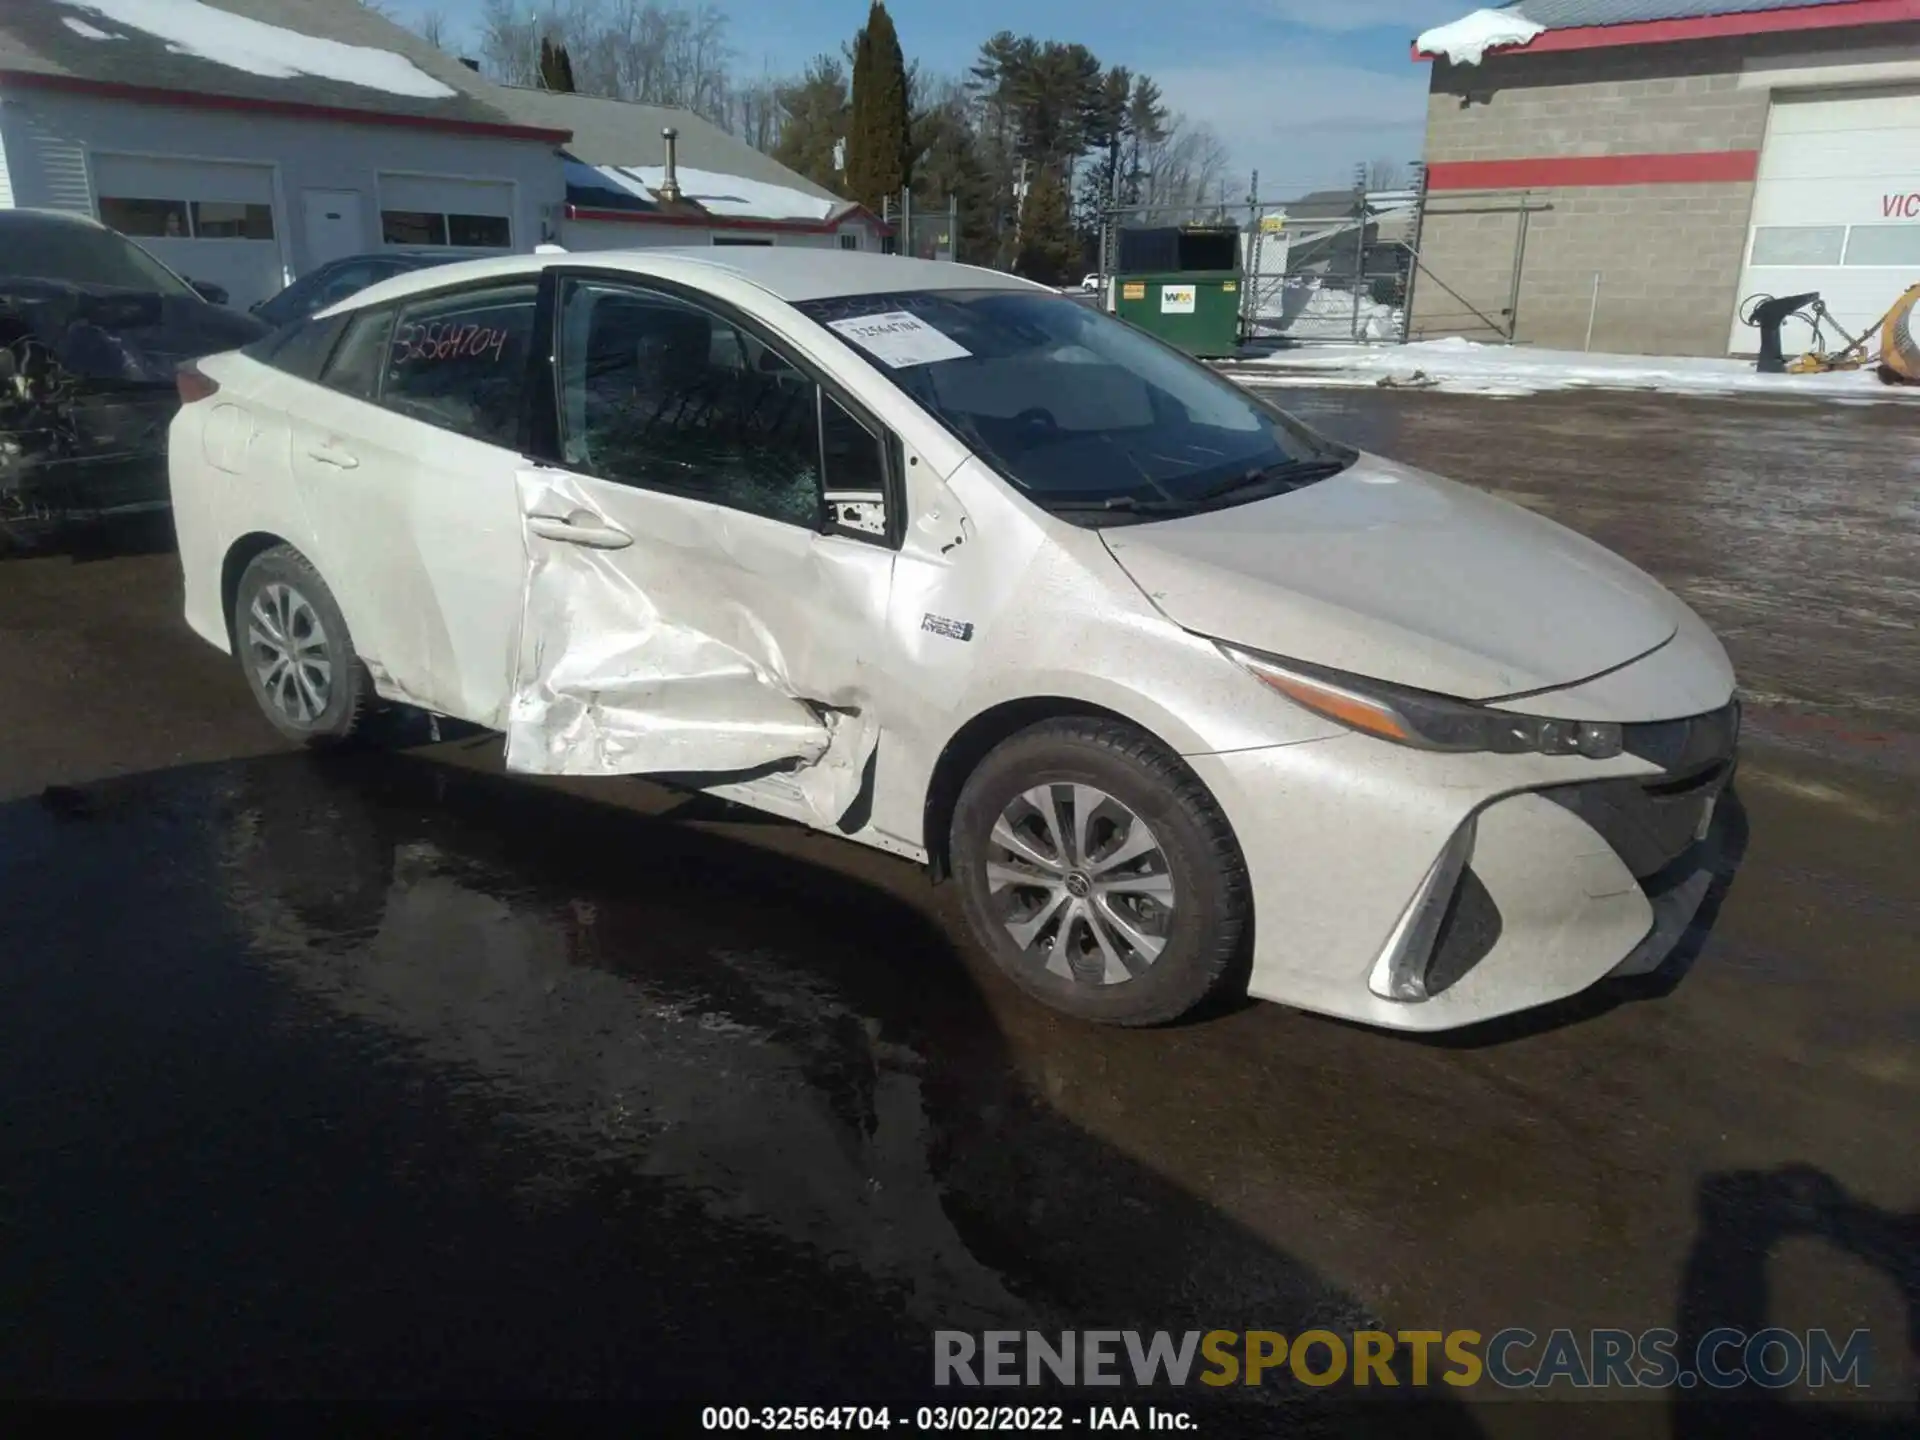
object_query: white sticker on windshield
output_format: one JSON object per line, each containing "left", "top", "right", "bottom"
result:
{"left": 827, "top": 311, "right": 971, "bottom": 368}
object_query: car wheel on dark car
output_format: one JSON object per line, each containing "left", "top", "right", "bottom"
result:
{"left": 950, "top": 717, "right": 1252, "bottom": 1027}
{"left": 232, "top": 545, "right": 373, "bottom": 746}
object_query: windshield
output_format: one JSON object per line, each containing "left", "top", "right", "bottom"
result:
{"left": 793, "top": 287, "right": 1350, "bottom": 513}
{"left": 0, "top": 215, "right": 196, "bottom": 298}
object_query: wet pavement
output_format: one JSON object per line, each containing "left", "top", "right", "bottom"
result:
{"left": 1, "top": 390, "right": 1915, "bottom": 1434}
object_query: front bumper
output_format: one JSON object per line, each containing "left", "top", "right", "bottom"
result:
{"left": 1185, "top": 699, "right": 1738, "bottom": 1032}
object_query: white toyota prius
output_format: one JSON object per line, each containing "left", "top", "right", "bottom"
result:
{"left": 169, "top": 248, "right": 1738, "bottom": 1032}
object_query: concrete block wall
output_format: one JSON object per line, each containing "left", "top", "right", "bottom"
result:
{"left": 1413, "top": 184, "right": 1758, "bottom": 354}
{"left": 1409, "top": 26, "right": 1912, "bottom": 355}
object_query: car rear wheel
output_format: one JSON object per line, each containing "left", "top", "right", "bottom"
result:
{"left": 950, "top": 717, "right": 1251, "bottom": 1026}
{"left": 232, "top": 545, "right": 372, "bottom": 747}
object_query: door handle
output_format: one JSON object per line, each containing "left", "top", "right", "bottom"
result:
{"left": 528, "top": 510, "right": 633, "bottom": 550}
{"left": 306, "top": 442, "right": 359, "bottom": 470}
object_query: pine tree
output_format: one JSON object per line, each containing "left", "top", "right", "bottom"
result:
{"left": 538, "top": 37, "right": 576, "bottom": 93}
{"left": 1015, "top": 165, "right": 1076, "bottom": 286}
{"left": 845, "top": 2, "right": 911, "bottom": 213}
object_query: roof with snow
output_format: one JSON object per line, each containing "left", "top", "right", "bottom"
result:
{"left": 489, "top": 86, "right": 867, "bottom": 228}
{"left": 1505, "top": 0, "right": 1869, "bottom": 25}
{"left": 1416, "top": 0, "right": 1891, "bottom": 64}
{"left": 0, "top": 0, "right": 562, "bottom": 136}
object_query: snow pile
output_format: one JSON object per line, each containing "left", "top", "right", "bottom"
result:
{"left": 1416, "top": 7, "right": 1546, "bottom": 65}
{"left": 614, "top": 165, "right": 837, "bottom": 222}
{"left": 54, "top": 0, "right": 457, "bottom": 99}
{"left": 1229, "top": 337, "right": 1920, "bottom": 406}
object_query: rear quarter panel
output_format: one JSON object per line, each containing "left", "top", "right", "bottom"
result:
{"left": 170, "top": 353, "right": 321, "bottom": 654}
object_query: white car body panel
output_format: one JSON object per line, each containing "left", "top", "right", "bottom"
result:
{"left": 170, "top": 247, "right": 1740, "bottom": 1033}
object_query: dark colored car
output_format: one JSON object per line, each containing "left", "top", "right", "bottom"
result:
{"left": 0, "top": 208, "right": 267, "bottom": 539}
{"left": 251, "top": 249, "right": 492, "bottom": 329}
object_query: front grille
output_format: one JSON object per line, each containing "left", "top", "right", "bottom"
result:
{"left": 1539, "top": 698, "right": 1739, "bottom": 879}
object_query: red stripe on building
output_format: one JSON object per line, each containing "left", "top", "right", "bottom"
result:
{"left": 1413, "top": 0, "right": 1920, "bottom": 59}
{"left": 1426, "top": 151, "right": 1760, "bottom": 189}
{"left": 0, "top": 69, "right": 573, "bottom": 143}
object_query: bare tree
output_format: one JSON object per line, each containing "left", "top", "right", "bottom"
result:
{"left": 1366, "top": 157, "right": 1408, "bottom": 192}
{"left": 1139, "top": 115, "right": 1229, "bottom": 217}
{"left": 477, "top": 0, "right": 738, "bottom": 125}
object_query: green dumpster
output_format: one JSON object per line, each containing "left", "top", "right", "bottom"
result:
{"left": 1109, "top": 225, "right": 1243, "bottom": 358}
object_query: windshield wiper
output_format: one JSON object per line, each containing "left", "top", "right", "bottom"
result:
{"left": 1043, "top": 455, "right": 1352, "bottom": 519}
{"left": 1188, "top": 456, "right": 1352, "bottom": 505}
{"left": 1042, "top": 493, "right": 1195, "bottom": 514}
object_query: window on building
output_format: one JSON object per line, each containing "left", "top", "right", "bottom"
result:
{"left": 1749, "top": 226, "right": 1846, "bottom": 267}
{"left": 381, "top": 283, "right": 539, "bottom": 447}
{"left": 1842, "top": 224, "right": 1920, "bottom": 267}
{"left": 99, "top": 197, "right": 191, "bottom": 239}
{"left": 382, "top": 210, "right": 512, "bottom": 248}
{"left": 449, "top": 213, "right": 512, "bottom": 247}
{"left": 838, "top": 233, "right": 860, "bottom": 251}
{"left": 190, "top": 201, "right": 276, "bottom": 239}
{"left": 99, "top": 196, "right": 275, "bottom": 240}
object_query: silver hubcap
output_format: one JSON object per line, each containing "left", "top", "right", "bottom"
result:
{"left": 986, "top": 784, "right": 1176, "bottom": 986}
{"left": 247, "top": 582, "right": 332, "bottom": 725}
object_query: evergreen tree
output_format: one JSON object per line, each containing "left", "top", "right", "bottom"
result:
{"left": 537, "top": 36, "right": 576, "bottom": 93}
{"left": 845, "top": 2, "right": 911, "bottom": 213}
{"left": 1015, "top": 164, "right": 1076, "bottom": 285}
{"left": 772, "top": 55, "right": 851, "bottom": 191}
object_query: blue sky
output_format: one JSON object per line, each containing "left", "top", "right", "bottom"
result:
{"left": 383, "top": 0, "right": 1471, "bottom": 193}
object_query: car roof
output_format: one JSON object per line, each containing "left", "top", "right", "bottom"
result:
{"left": 0, "top": 207, "right": 110, "bottom": 231}
{"left": 315, "top": 247, "right": 1046, "bottom": 319}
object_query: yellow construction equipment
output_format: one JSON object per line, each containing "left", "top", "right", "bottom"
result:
{"left": 1741, "top": 284, "right": 1920, "bottom": 382}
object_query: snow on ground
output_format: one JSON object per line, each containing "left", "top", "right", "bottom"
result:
{"left": 613, "top": 165, "right": 836, "bottom": 222}
{"left": 1415, "top": 8, "right": 1545, "bottom": 65}
{"left": 61, "top": 16, "right": 118, "bottom": 40}
{"left": 55, "top": 0, "right": 457, "bottom": 99}
{"left": 1228, "top": 337, "right": 1920, "bottom": 405}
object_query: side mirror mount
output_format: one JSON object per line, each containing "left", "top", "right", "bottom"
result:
{"left": 189, "top": 279, "right": 230, "bottom": 306}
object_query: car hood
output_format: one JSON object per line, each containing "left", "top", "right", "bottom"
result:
{"left": 0, "top": 279, "right": 267, "bottom": 386}
{"left": 1099, "top": 452, "right": 1682, "bottom": 701}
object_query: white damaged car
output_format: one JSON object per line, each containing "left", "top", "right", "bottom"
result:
{"left": 169, "top": 249, "right": 1739, "bottom": 1031}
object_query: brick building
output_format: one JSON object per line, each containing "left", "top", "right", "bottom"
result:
{"left": 1410, "top": 0, "right": 1920, "bottom": 355}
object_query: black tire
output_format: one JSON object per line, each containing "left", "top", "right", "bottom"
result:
{"left": 232, "top": 545, "right": 374, "bottom": 747}
{"left": 950, "top": 717, "right": 1251, "bottom": 1027}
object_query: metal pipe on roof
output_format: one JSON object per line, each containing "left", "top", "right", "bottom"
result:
{"left": 659, "top": 127, "right": 683, "bottom": 203}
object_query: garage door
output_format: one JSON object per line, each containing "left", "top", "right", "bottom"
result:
{"left": 92, "top": 155, "right": 284, "bottom": 311}
{"left": 377, "top": 174, "right": 515, "bottom": 250}
{"left": 1729, "top": 87, "right": 1920, "bottom": 353}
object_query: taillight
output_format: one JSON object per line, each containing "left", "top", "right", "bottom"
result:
{"left": 176, "top": 361, "right": 219, "bottom": 404}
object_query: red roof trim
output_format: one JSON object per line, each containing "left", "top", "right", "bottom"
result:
{"left": 0, "top": 69, "right": 573, "bottom": 142}
{"left": 566, "top": 203, "right": 891, "bottom": 234}
{"left": 1428, "top": 150, "right": 1760, "bottom": 188}
{"left": 1413, "top": 0, "right": 1920, "bottom": 60}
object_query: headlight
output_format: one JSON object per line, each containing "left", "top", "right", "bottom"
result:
{"left": 1220, "top": 644, "right": 1624, "bottom": 759}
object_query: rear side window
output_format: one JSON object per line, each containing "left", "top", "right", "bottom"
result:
{"left": 243, "top": 313, "right": 348, "bottom": 382}
{"left": 320, "top": 306, "right": 395, "bottom": 400}
{"left": 380, "top": 283, "right": 539, "bottom": 448}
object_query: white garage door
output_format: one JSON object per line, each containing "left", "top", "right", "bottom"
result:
{"left": 1729, "top": 87, "right": 1920, "bottom": 353}
{"left": 377, "top": 174, "right": 515, "bottom": 250}
{"left": 92, "top": 155, "right": 285, "bottom": 311}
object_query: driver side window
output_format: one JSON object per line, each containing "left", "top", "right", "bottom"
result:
{"left": 554, "top": 277, "right": 843, "bottom": 530}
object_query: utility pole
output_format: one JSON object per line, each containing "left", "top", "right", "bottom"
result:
{"left": 1350, "top": 162, "right": 1368, "bottom": 343}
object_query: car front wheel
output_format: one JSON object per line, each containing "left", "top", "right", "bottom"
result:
{"left": 232, "top": 545, "right": 373, "bottom": 747}
{"left": 950, "top": 717, "right": 1251, "bottom": 1026}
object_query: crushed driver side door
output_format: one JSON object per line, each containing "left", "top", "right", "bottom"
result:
{"left": 504, "top": 271, "right": 899, "bottom": 831}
